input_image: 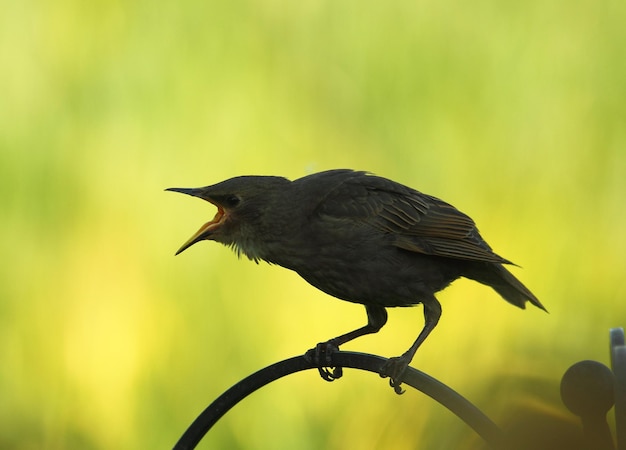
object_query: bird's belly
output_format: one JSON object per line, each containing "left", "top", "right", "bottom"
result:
{"left": 290, "top": 249, "right": 462, "bottom": 307}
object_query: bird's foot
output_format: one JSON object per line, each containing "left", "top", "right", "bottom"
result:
{"left": 379, "top": 355, "right": 410, "bottom": 395}
{"left": 305, "top": 340, "right": 343, "bottom": 382}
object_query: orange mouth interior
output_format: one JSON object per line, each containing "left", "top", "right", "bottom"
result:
{"left": 175, "top": 204, "right": 225, "bottom": 255}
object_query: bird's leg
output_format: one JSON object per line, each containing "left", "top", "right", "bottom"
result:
{"left": 306, "top": 305, "right": 388, "bottom": 382}
{"left": 380, "top": 297, "right": 442, "bottom": 394}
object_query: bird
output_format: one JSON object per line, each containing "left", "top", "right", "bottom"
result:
{"left": 167, "top": 169, "right": 546, "bottom": 393}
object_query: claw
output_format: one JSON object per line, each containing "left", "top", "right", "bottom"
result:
{"left": 389, "top": 378, "right": 406, "bottom": 395}
{"left": 305, "top": 341, "right": 343, "bottom": 382}
{"left": 379, "top": 355, "right": 410, "bottom": 395}
{"left": 319, "top": 366, "right": 343, "bottom": 381}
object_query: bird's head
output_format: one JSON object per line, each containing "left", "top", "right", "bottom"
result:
{"left": 166, "top": 175, "right": 292, "bottom": 260}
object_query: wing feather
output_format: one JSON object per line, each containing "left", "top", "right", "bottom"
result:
{"left": 313, "top": 172, "right": 511, "bottom": 264}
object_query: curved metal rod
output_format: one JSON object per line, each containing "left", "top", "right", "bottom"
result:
{"left": 173, "top": 351, "right": 506, "bottom": 450}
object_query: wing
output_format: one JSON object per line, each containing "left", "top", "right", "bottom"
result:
{"left": 313, "top": 172, "right": 511, "bottom": 264}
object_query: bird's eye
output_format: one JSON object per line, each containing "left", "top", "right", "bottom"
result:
{"left": 226, "top": 195, "right": 240, "bottom": 207}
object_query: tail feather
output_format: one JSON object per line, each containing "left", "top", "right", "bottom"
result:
{"left": 465, "top": 263, "right": 547, "bottom": 312}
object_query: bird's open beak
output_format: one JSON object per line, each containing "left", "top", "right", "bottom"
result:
{"left": 166, "top": 187, "right": 225, "bottom": 255}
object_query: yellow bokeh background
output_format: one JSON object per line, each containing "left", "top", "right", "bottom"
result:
{"left": 1, "top": 0, "right": 625, "bottom": 448}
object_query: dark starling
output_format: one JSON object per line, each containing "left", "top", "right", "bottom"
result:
{"left": 167, "top": 169, "right": 546, "bottom": 393}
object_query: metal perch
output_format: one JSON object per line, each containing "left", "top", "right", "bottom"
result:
{"left": 174, "top": 327, "right": 626, "bottom": 450}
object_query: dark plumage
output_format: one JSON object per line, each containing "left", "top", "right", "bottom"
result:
{"left": 167, "top": 169, "right": 546, "bottom": 393}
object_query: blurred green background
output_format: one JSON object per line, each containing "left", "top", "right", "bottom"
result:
{"left": 1, "top": 0, "right": 625, "bottom": 448}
